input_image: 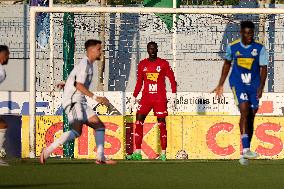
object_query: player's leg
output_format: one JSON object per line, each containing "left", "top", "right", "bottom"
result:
{"left": 130, "top": 113, "right": 147, "bottom": 160}
{"left": 127, "top": 98, "right": 152, "bottom": 160}
{"left": 238, "top": 102, "right": 251, "bottom": 165}
{"left": 86, "top": 106, "right": 116, "bottom": 164}
{"left": 0, "top": 117, "right": 8, "bottom": 166}
{"left": 232, "top": 86, "right": 256, "bottom": 165}
{"left": 247, "top": 108, "right": 257, "bottom": 144}
{"left": 41, "top": 122, "right": 81, "bottom": 164}
{"left": 86, "top": 115, "right": 106, "bottom": 162}
{"left": 239, "top": 102, "right": 258, "bottom": 159}
{"left": 157, "top": 117, "right": 167, "bottom": 161}
{"left": 242, "top": 91, "right": 259, "bottom": 161}
{"left": 40, "top": 103, "right": 82, "bottom": 164}
{"left": 126, "top": 113, "right": 146, "bottom": 160}
{"left": 0, "top": 117, "right": 7, "bottom": 157}
{"left": 154, "top": 101, "right": 168, "bottom": 161}
{"left": 247, "top": 91, "right": 259, "bottom": 144}
{"left": 239, "top": 102, "right": 250, "bottom": 149}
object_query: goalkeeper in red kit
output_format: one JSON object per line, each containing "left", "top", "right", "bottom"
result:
{"left": 128, "top": 42, "right": 177, "bottom": 161}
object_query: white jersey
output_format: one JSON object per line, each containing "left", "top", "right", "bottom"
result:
{"left": 0, "top": 64, "right": 6, "bottom": 84}
{"left": 62, "top": 57, "right": 94, "bottom": 109}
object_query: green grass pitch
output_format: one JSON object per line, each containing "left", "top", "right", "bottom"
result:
{"left": 0, "top": 159, "right": 284, "bottom": 189}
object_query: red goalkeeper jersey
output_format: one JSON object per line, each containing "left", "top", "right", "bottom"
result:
{"left": 133, "top": 57, "right": 177, "bottom": 101}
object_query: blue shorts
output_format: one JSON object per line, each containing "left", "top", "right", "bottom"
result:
{"left": 231, "top": 85, "right": 259, "bottom": 110}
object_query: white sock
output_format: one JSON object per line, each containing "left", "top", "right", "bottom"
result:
{"left": 135, "top": 149, "right": 141, "bottom": 154}
{"left": 161, "top": 150, "right": 166, "bottom": 155}
{"left": 95, "top": 128, "right": 105, "bottom": 161}
{"left": 243, "top": 148, "right": 250, "bottom": 154}
{"left": 45, "top": 130, "right": 79, "bottom": 157}
{"left": 0, "top": 129, "right": 7, "bottom": 149}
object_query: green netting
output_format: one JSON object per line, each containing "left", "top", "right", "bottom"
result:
{"left": 63, "top": 12, "right": 75, "bottom": 158}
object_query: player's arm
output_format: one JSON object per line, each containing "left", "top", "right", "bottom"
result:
{"left": 75, "top": 63, "right": 109, "bottom": 105}
{"left": 75, "top": 82, "right": 109, "bottom": 105}
{"left": 165, "top": 61, "right": 177, "bottom": 109}
{"left": 75, "top": 82, "right": 94, "bottom": 98}
{"left": 257, "top": 47, "right": 269, "bottom": 99}
{"left": 165, "top": 61, "right": 177, "bottom": 94}
{"left": 213, "top": 45, "right": 232, "bottom": 97}
{"left": 133, "top": 63, "right": 144, "bottom": 98}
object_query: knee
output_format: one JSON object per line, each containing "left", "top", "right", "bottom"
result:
{"left": 157, "top": 117, "right": 166, "bottom": 124}
{"left": 72, "top": 121, "right": 83, "bottom": 136}
{"left": 71, "top": 129, "right": 81, "bottom": 137}
{"left": 135, "top": 120, "right": 144, "bottom": 126}
{"left": 95, "top": 121, "right": 105, "bottom": 130}
{"left": 157, "top": 118, "right": 166, "bottom": 131}
{"left": 251, "top": 111, "right": 257, "bottom": 119}
{"left": 136, "top": 114, "right": 146, "bottom": 121}
{"left": 240, "top": 110, "right": 249, "bottom": 119}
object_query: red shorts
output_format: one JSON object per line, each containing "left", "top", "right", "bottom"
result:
{"left": 136, "top": 97, "right": 168, "bottom": 117}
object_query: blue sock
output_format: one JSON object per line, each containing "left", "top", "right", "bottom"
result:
{"left": 241, "top": 134, "right": 250, "bottom": 149}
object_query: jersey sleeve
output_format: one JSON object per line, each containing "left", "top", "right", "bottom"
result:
{"left": 165, "top": 61, "right": 177, "bottom": 93}
{"left": 75, "top": 60, "right": 88, "bottom": 84}
{"left": 259, "top": 46, "right": 269, "bottom": 66}
{"left": 133, "top": 63, "right": 144, "bottom": 98}
{"left": 224, "top": 45, "right": 233, "bottom": 61}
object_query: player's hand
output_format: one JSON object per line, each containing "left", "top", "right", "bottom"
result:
{"left": 168, "top": 93, "right": 177, "bottom": 111}
{"left": 95, "top": 96, "right": 110, "bottom": 106}
{"left": 128, "top": 96, "right": 137, "bottom": 114}
{"left": 56, "top": 81, "right": 66, "bottom": 90}
{"left": 257, "top": 86, "right": 264, "bottom": 99}
{"left": 212, "top": 85, "right": 224, "bottom": 98}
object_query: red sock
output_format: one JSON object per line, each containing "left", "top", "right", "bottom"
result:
{"left": 158, "top": 122, "right": 167, "bottom": 150}
{"left": 134, "top": 120, "right": 143, "bottom": 150}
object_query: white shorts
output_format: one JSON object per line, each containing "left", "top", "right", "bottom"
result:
{"left": 64, "top": 103, "right": 96, "bottom": 124}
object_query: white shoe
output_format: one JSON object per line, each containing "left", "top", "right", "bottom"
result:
{"left": 0, "top": 159, "right": 9, "bottom": 166}
{"left": 243, "top": 150, "right": 259, "bottom": 159}
{"left": 239, "top": 157, "right": 249, "bottom": 166}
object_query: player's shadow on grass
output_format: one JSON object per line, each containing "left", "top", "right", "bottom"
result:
{"left": 0, "top": 182, "right": 78, "bottom": 188}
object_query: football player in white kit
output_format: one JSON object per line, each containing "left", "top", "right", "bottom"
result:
{"left": 0, "top": 45, "right": 10, "bottom": 166}
{"left": 40, "top": 39, "right": 115, "bottom": 164}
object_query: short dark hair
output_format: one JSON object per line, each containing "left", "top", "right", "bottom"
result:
{"left": 0, "top": 45, "right": 9, "bottom": 53}
{"left": 84, "top": 39, "right": 102, "bottom": 50}
{"left": 241, "top": 21, "right": 255, "bottom": 30}
{"left": 147, "top": 41, "right": 158, "bottom": 48}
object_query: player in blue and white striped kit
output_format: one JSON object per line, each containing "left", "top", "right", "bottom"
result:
{"left": 213, "top": 21, "right": 268, "bottom": 165}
